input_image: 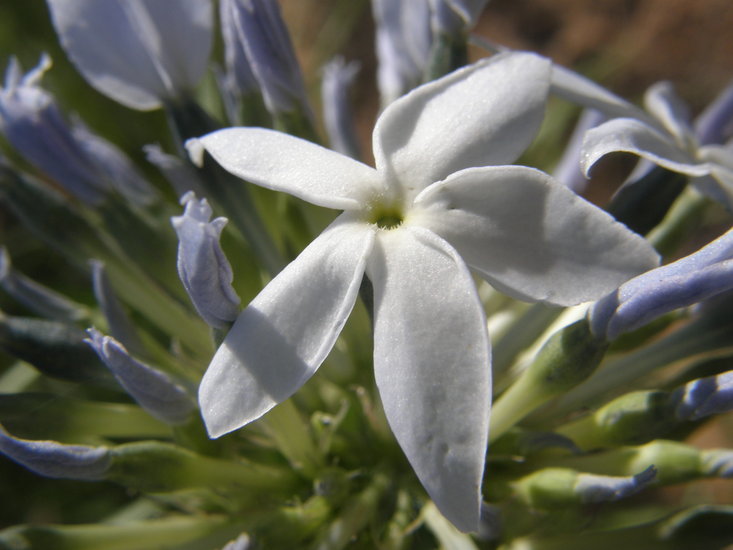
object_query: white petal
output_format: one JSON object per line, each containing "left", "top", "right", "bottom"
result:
{"left": 412, "top": 166, "right": 660, "bottom": 306}
{"left": 550, "top": 63, "right": 657, "bottom": 125}
{"left": 581, "top": 118, "right": 713, "bottom": 177}
{"left": 47, "top": 0, "right": 212, "bottom": 110}
{"left": 367, "top": 227, "right": 490, "bottom": 533}
{"left": 188, "top": 128, "right": 383, "bottom": 210}
{"left": 373, "top": 52, "right": 551, "bottom": 199}
{"left": 199, "top": 215, "right": 375, "bottom": 438}
{"left": 643, "top": 82, "right": 695, "bottom": 144}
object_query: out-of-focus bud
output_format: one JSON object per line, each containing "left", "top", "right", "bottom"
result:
{"left": 321, "top": 57, "right": 361, "bottom": 160}
{"left": 557, "top": 390, "right": 677, "bottom": 450}
{"left": 514, "top": 465, "right": 655, "bottom": 508}
{"left": 219, "top": 0, "right": 312, "bottom": 129}
{"left": 0, "top": 424, "right": 110, "bottom": 480}
{"left": 372, "top": 0, "right": 433, "bottom": 105}
{"left": 0, "top": 56, "right": 154, "bottom": 205}
{"left": 671, "top": 370, "right": 733, "bottom": 421}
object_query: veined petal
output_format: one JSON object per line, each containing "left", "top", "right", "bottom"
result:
{"left": 47, "top": 0, "right": 212, "bottom": 110}
{"left": 367, "top": 226, "right": 490, "bottom": 533}
{"left": 581, "top": 118, "right": 713, "bottom": 178}
{"left": 187, "top": 128, "right": 382, "bottom": 210}
{"left": 199, "top": 215, "right": 375, "bottom": 438}
{"left": 373, "top": 52, "right": 551, "bottom": 198}
{"left": 413, "top": 166, "right": 660, "bottom": 306}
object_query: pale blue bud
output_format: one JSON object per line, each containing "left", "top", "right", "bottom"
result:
{"left": 0, "top": 56, "right": 154, "bottom": 205}
{"left": 591, "top": 227, "right": 733, "bottom": 340}
{"left": 220, "top": 0, "right": 310, "bottom": 117}
{"left": 86, "top": 329, "right": 196, "bottom": 425}
{"left": 372, "top": 0, "right": 432, "bottom": 105}
{"left": 701, "top": 449, "right": 733, "bottom": 478}
{"left": 672, "top": 370, "right": 733, "bottom": 421}
{"left": 574, "top": 465, "right": 657, "bottom": 503}
{"left": 0, "top": 424, "right": 110, "bottom": 480}
{"left": 220, "top": 0, "right": 259, "bottom": 98}
{"left": 429, "top": 0, "right": 488, "bottom": 37}
{"left": 321, "top": 57, "right": 360, "bottom": 159}
{"left": 0, "top": 247, "right": 86, "bottom": 321}
{"left": 171, "top": 192, "right": 240, "bottom": 329}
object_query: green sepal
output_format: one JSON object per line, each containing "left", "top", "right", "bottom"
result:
{"left": 557, "top": 390, "right": 678, "bottom": 450}
{"left": 490, "top": 319, "right": 609, "bottom": 441}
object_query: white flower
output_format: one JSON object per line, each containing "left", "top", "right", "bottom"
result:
{"left": 46, "top": 0, "right": 213, "bottom": 110}
{"left": 188, "top": 52, "right": 659, "bottom": 531}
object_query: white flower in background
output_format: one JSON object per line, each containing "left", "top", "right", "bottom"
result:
{"left": 582, "top": 81, "right": 733, "bottom": 209}
{"left": 188, "top": 52, "right": 659, "bottom": 531}
{"left": 46, "top": 0, "right": 213, "bottom": 110}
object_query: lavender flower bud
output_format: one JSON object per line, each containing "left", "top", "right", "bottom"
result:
{"left": 515, "top": 466, "right": 656, "bottom": 508}
{"left": 0, "top": 56, "right": 154, "bottom": 205}
{"left": 321, "top": 57, "right": 361, "bottom": 159}
{"left": 672, "top": 370, "right": 733, "bottom": 421}
{"left": 591, "top": 227, "right": 733, "bottom": 341}
{"left": 171, "top": 192, "right": 240, "bottom": 329}
{"left": 86, "top": 329, "right": 195, "bottom": 425}
{"left": 701, "top": 449, "right": 733, "bottom": 478}
{"left": 220, "top": 0, "right": 311, "bottom": 118}
{"left": 372, "top": 0, "right": 432, "bottom": 105}
{"left": 0, "top": 424, "right": 110, "bottom": 480}
{"left": 574, "top": 466, "right": 657, "bottom": 503}
{"left": 430, "top": 0, "right": 488, "bottom": 37}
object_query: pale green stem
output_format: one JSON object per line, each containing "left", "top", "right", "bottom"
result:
{"left": 647, "top": 185, "right": 710, "bottom": 257}
{"left": 261, "top": 398, "right": 323, "bottom": 476}
{"left": 312, "top": 473, "right": 390, "bottom": 550}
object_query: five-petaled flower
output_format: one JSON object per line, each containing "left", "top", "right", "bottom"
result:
{"left": 188, "top": 52, "right": 659, "bottom": 531}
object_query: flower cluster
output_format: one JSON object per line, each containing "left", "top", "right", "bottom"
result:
{"left": 1, "top": 1, "right": 732, "bottom": 549}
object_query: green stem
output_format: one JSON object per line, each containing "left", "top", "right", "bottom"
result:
{"left": 261, "top": 398, "right": 322, "bottom": 476}
{"left": 647, "top": 185, "right": 710, "bottom": 257}
{"left": 312, "top": 473, "right": 390, "bottom": 550}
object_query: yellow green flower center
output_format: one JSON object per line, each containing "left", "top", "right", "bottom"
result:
{"left": 371, "top": 207, "right": 404, "bottom": 230}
